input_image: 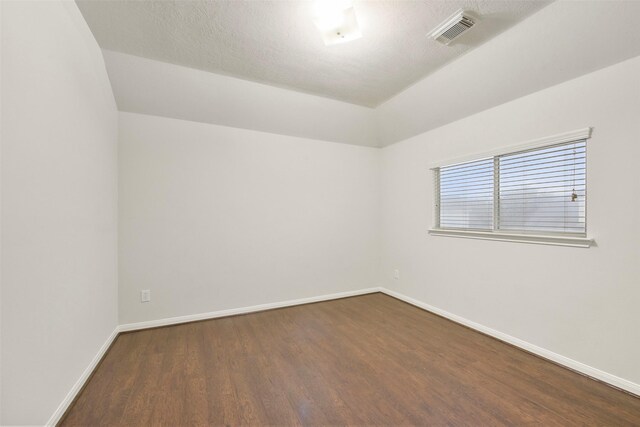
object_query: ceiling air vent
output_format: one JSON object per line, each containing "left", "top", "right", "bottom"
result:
{"left": 428, "top": 10, "right": 475, "bottom": 45}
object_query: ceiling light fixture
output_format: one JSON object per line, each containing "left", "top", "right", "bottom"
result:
{"left": 312, "top": 0, "right": 362, "bottom": 46}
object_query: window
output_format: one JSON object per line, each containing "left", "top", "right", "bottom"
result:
{"left": 430, "top": 129, "right": 593, "bottom": 247}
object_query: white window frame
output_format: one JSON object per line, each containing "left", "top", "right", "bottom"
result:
{"left": 428, "top": 128, "right": 594, "bottom": 248}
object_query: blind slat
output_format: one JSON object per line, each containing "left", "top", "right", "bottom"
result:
{"left": 499, "top": 170, "right": 585, "bottom": 184}
{"left": 500, "top": 163, "right": 584, "bottom": 177}
{"left": 499, "top": 194, "right": 586, "bottom": 202}
{"left": 500, "top": 184, "right": 585, "bottom": 193}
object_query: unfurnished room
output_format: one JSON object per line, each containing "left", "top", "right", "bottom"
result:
{"left": 1, "top": 0, "right": 640, "bottom": 425}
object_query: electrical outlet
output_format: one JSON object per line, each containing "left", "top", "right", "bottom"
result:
{"left": 141, "top": 289, "right": 151, "bottom": 303}
{"left": 393, "top": 269, "right": 400, "bottom": 280}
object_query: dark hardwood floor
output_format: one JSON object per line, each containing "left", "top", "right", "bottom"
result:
{"left": 61, "top": 293, "right": 640, "bottom": 426}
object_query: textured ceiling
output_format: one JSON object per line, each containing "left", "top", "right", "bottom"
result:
{"left": 76, "top": 0, "right": 551, "bottom": 107}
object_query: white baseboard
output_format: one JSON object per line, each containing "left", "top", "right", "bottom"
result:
{"left": 379, "top": 287, "right": 640, "bottom": 397}
{"left": 46, "top": 326, "right": 120, "bottom": 426}
{"left": 119, "top": 287, "right": 382, "bottom": 332}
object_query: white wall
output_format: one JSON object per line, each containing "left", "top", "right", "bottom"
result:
{"left": 118, "top": 112, "right": 380, "bottom": 324}
{"left": 1, "top": 1, "right": 118, "bottom": 425}
{"left": 103, "top": 51, "right": 379, "bottom": 148}
{"left": 380, "top": 55, "right": 640, "bottom": 386}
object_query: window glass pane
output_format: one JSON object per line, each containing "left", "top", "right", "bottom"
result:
{"left": 439, "top": 158, "right": 494, "bottom": 230}
{"left": 498, "top": 140, "right": 586, "bottom": 234}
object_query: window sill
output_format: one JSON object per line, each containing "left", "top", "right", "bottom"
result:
{"left": 428, "top": 229, "right": 594, "bottom": 248}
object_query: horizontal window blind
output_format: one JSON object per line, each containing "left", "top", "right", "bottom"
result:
{"left": 437, "top": 158, "right": 494, "bottom": 230}
{"left": 434, "top": 139, "right": 587, "bottom": 236}
{"left": 498, "top": 141, "right": 586, "bottom": 234}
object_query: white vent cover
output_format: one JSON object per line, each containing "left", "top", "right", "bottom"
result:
{"left": 428, "top": 10, "right": 475, "bottom": 45}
